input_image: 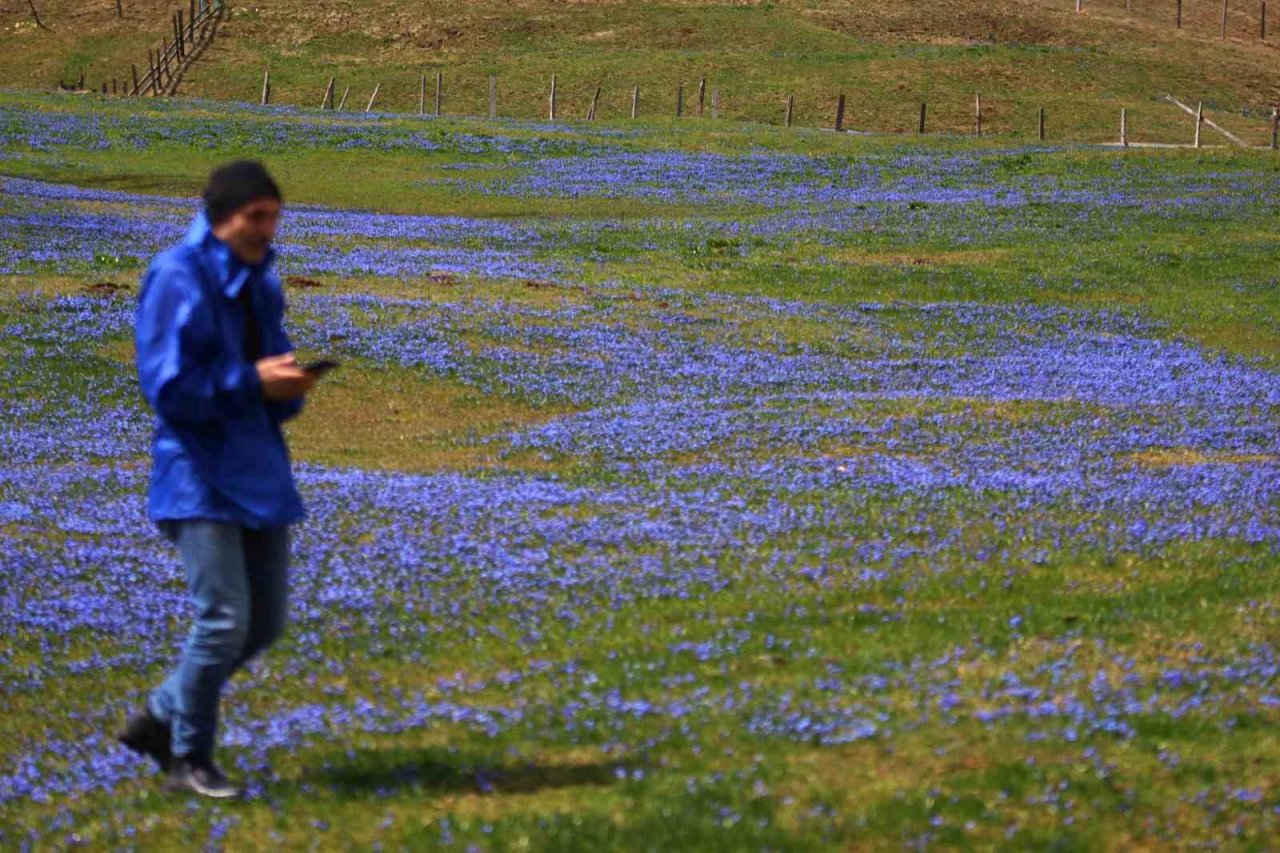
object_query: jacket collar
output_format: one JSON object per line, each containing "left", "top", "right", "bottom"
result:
{"left": 184, "top": 210, "right": 277, "bottom": 298}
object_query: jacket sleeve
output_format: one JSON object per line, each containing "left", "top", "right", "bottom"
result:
{"left": 263, "top": 278, "right": 306, "bottom": 424}
{"left": 136, "top": 261, "right": 263, "bottom": 425}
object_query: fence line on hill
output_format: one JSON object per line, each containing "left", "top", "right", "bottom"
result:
{"left": 64, "top": 23, "right": 1278, "bottom": 149}
{"left": 71, "top": 59, "right": 1280, "bottom": 150}
{"left": 1070, "top": 0, "right": 1269, "bottom": 40}
{"left": 236, "top": 70, "right": 1277, "bottom": 150}
{"left": 55, "top": 0, "right": 1276, "bottom": 104}
{"left": 123, "top": 0, "right": 223, "bottom": 97}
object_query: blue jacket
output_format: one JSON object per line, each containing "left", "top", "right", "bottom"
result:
{"left": 135, "top": 212, "right": 305, "bottom": 528}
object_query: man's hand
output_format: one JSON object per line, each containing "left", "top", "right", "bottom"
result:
{"left": 256, "top": 353, "right": 315, "bottom": 401}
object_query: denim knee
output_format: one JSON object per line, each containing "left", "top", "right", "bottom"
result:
{"left": 190, "top": 598, "right": 251, "bottom": 663}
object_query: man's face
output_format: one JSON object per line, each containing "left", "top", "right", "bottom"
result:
{"left": 212, "top": 197, "right": 281, "bottom": 265}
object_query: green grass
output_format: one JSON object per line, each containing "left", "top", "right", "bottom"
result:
{"left": 2, "top": 91, "right": 1280, "bottom": 849}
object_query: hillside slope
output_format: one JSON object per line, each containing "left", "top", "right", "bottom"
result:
{"left": 3, "top": 0, "right": 1278, "bottom": 141}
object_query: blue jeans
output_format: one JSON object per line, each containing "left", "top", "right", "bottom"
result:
{"left": 149, "top": 520, "right": 290, "bottom": 757}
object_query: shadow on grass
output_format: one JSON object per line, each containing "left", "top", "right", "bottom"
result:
{"left": 295, "top": 745, "right": 622, "bottom": 798}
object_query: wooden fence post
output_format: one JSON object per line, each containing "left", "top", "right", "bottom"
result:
{"left": 117, "top": 0, "right": 122, "bottom": 17}
{"left": 489, "top": 76, "right": 497, "bottom": 119}
{"left": 549, "top": 74, "right": 557, "bottom": 121}
{"left": 434, "top": 72, "right": 442, "bottom": 116}
{"left": 975, "top": 93, "right": 982, "bottom": 137}
{"left": 419, "top": 74, "right": 425, "bottom": 115}
{"left": 1194, "top": 101, "right": 1203, "bottom": 147}
{"left": 697, "top": 77, "right": 706, "bottom": 117}
{"left": 631, "top": 86, "right": 639, "bottom": 119}
{"left": 588, "top": 86, "right": 601, "bottom": 120}
{"left": 1121, "top": 108, "right": 1128, "bottom": 147}
{"left": 785, "top": 94, "right": 794, "bottom": 127}
{"left": 189, "top": 0, "right": 196, "bottom": 38}
{"left": 711, "top": 88, "right": 720, "bottom": 119}
{"left": 1263, "top": 1, "right": 1268, "bottom": 39}
{"left": 919, "top": 102, "right": 927, "bottom": 134}
{"left": 176, "top": 13, "right": 185, "bottom": 57}
{"left": 676, "top": 84, "right": 683, "bottom": 117}
{"left": 1039, "top": 106, "right": 1046, "bottom": 141}
{"left": 1164, "top": 93, "right": 1247, "bottom": 147}
{"left": 365, "top": 82, "right": 381, "bottom": 112}
{"left": 261, "top": 67, "right": 270, "bottom": 106}
{"left": 1222, "top": 0, "right": 1229, "bottom": 38}
{"left": 834, "top": 94, "right": 845, "bottom": 131}
{"left": 337, "top": 86, "right": 350, "bottom": 111}
{"left": 1177, "top": 0, "right": 1183, "bottom": 28}
{"left": 131, "top": 64, "right": 139, "bottom": 95}
{"left": 322, "top": 76, "right": 335, "bottom": 110}
{"left": 1272, "top": 106, "right": 1278, "bottom": 149}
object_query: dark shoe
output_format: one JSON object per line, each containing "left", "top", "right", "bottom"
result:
{"left": 117, "top": 708, "right": 172, "bottom": 771}
{"left": 165, "top": 754, "right": 241, "bottom": 799}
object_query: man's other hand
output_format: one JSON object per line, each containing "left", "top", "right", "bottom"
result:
{"left": 256, "top": 353, "right": 315, "bottom": 401}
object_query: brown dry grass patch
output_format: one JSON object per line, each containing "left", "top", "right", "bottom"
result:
{"left": 1124, "top": 447, "right": 1279, "bottom": 467}
{"left": 287, "top": 362, "right": 567, "bottom": 473}
{"left": 825, "top": 248, "right": 1012, "bottom": 269}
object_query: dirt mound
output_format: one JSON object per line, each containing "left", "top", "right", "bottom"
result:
{"left": 84, "top": 281, "right": 129, "bottom": 297}
{"left": 284, "top": 275, "right": 325, "bottom": 289}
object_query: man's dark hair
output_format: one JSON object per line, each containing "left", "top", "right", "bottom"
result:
{"left": 202, "top": 160, "right": 282, "bottom": 226}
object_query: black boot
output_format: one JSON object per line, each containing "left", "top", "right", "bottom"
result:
{"left": 165, "top": 753, "right": 241, "bottom": 799}
{"left": 117, "top": 707, "right": 172, "bottom": 771}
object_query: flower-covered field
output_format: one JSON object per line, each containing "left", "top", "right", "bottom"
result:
{"left": 2, "top": 95, "right": 1279, "bottom": 850}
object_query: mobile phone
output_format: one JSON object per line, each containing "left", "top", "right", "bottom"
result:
{"left": 303, "top": 358, "right": 340, "bottom": 378}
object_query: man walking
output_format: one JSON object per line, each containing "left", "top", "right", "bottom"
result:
{"left": 119, "top": 161, "right": 314, "bottom": 798}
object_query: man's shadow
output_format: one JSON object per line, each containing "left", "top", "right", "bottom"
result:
{"left": 289, "top": 745, "right": 625, "bottom": 798}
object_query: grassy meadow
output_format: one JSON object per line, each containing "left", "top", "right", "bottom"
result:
{"left": 0, "top": 80, "right": 1279, "bottom": 851}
